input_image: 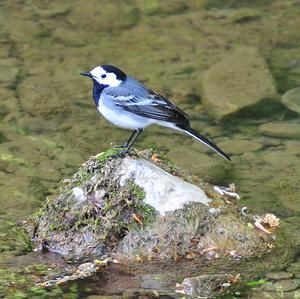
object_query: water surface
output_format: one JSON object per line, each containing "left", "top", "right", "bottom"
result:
{"left": 1, "top": 0, "right": 300, "bottom": 297}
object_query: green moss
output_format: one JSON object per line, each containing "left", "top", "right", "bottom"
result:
{"left": 125, "top": 180, "right": 156, "bottom": 228}
{"left": 32, "top": 208, "right": 44, "bottom": 219}
{"left": 73, "top": 169, "right": 93, "bottom": 186}
{"left": 96, "top": 148, "right": 123, "bottom": 165}
{"left": 245, "top": 279, "right": 269, "bottom": 286}
{"left": 17, "top": 229, "right": 33, "bottom": 252}
{"left": 49, "top": 223, "right": 57, "bottom": 231}
{"left": 131, "top": 182, "right": 146, "bottom": 200}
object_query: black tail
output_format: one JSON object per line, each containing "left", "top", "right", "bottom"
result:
{"left": 177, "top": 125, "right": 231, "bottom": 161}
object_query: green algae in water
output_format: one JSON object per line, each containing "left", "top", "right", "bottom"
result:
{"left": 0, "top": 266, "right": 79, "bottom": 299}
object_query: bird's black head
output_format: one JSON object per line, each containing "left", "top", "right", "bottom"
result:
{"left": 80, "top": 64, "right": 127, "bottom": 88}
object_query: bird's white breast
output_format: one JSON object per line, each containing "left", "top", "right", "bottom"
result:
{"left": 97, "top": 99, "right": 153, "bottom": 130}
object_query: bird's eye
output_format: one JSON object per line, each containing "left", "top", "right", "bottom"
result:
{"left": 101, "top": 74, "right": 106, "bottom": 78}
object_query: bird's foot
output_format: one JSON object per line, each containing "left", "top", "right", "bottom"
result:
{"left": 111, "top": 148, "right": 129, "bottom": 158}
{"left": 113, "top": 144, "right": 127, "bottom": 149}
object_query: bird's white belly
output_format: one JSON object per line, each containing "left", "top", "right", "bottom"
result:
{"left": 98, "top": 100, "right": 152, "bottom": 130}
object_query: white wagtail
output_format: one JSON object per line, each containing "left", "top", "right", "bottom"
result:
{"left": 81, "top": 65, "right": 230, "bottom": 161}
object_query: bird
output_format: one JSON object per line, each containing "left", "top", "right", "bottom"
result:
{"left": 81, "top": 65, "right": 230, "bottom": 161}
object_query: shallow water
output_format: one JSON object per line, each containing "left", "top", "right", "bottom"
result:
{"left": 1, "top": 0, "right": 300, "bottom": 297}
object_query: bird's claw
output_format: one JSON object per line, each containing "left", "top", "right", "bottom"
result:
{"left": 111, "top": 149, "right": 129, "bottom": 158}
{"left": 113, "top": 144, "right": 127, "bottom": 149}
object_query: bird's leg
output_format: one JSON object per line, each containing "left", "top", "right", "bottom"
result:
{"left": 114, "top": 130, "right": 137, "bottom": 148}
{"left": 124, "top": 128, "right": 143, "bottom": 152}
{"left": 117, "top": 129, "right": 144, "bottom": 156}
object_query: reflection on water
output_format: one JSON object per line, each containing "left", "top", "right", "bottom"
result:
{"left": 1, "top": 0, "right": 300, "bottom": 297}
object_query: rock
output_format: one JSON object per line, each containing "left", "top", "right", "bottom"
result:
{"left": 180, "top": 274, "right": 229, "bottom": 297}
{"left": 69, "top": 2, "right": 140, "bottom": 33}
{"left": 217, "top": 138, "right": 262, "bottom": 155}
{"left": 53, "top": 28, "right": 86, "bottom": 47}
{"left": 259, "top": 282, "right": 275, "bottom": 292}
{"left": 18, "top": 76, "right": 68, "bottom": 118}
{"left": 269, "top": 47, "right": 300, "bottom": 93}
{"left": 258, "top": 121, "right": 300, "bottom": 138}
{"left": 261, "top": 279, "right": 300, "bottom": 292}
{"left": 136, "top": 0, "right": 188, "bottom": 15}
{"left": 33, "top": 3, "right": 71, "bottom": 18}
{"left": 0, "top": 58, "right": 19, "bottom": 85}
{"left": 287, "top": 259, "right": 300, "bottom": 275}
{"left": 227, "top": 8, "right": 262, "bottom": 23}
{"left": 122, "top": 289, "right": 160, "bottom": 298}
{"left": 281, "top": 87, "right": 300, "bottom": 115}
{"left": 265, "top": 271, "right": 294, "bottom": 280}
{"left": 29, "top": 149, "right": 274, "bottom": 261}
{"left": 87, "top": 296, "right": 122, "bottom": 299}
{"left": 285, "top": 140, "right": 300, "bottom": 155}
{"left": 203, "top": 46, "right": 277, "bottom": 119}
{"left": 116, "top": 157, "right": 210, "bottom": 215}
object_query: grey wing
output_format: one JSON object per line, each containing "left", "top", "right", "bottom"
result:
{"left": 112, "top": 89, "right": 190, "bottom": 126}
{"left": 147, "top": 89, "right": 189, "bottom": 118}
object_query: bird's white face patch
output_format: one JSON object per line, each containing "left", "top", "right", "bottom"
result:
{"left": 90, "top": 66, "right": 122, "bottom": 87}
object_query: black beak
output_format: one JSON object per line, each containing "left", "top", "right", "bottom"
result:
{"left": 80, "top": 71, "right": 92, "bottom": 77}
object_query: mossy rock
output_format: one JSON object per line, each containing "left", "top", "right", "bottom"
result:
{"left": 28, "top": 149, "right": 274, "bottom": 263}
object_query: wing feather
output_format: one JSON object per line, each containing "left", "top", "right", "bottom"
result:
{"left": 110, "top": 86, "right": 190, "bottom": 125}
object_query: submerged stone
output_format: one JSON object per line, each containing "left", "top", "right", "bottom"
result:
{"left": 261, "top": 279, "right": 300, "bottom": 292}
{"left": 180, "top": 274, "right": 229, "bottom": 297}
{"left": 217, "top": 138, "right": 262, "bottom": 155}
{"left": 203, "top": 46, "right": 277, "bottom": 119}
{"left": 265, "top": 271, "right": 293, "bottom": 280}
{"left": 281, "top": 87, "right": 300, "bottom": 115}
{"left": 258, "top": 121, "right": 300, "bottom": 138}
{"left": 18, "top": 77, "right": 68, "bottom": 118}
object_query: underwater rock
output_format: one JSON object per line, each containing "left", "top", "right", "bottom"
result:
{"left": 18, "top": 77, "right": 68, "bottom": 118}
{"left": 217, "top": 138, "right": 262, "bottom": 155}
{"left": 260, "top": 279, "right": 300, "bottom": 292}
{"left": 258, "top": 121, "right": 300, "bottom": 138}
{"left": 136, "top": 0, "right": 188, "bottom": 16}
{"left": 69, "top": 2, "right": 140, "bottom": 33}
{"left": 178, "top": 274, "right": 229, "bottom": 297}
{"left": 0, "top": 58, "right": 20, "bottom": 85}
{"left": 287, "top": 258, "right": 300, "bottom": 276}
{"left": 203, "top": 46, "right": 277, "bottom": 119}
{"left": 281, "top": 87, "right": 300, "bottom": 115}
{"left": 29, "top": 149, "right": 274, "bottom": 261}
{"left": 265, "top": 271, "right": 293, "bottom": 280}
{"left": 53, "top": 28, "right": 86, "bottom": 47}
